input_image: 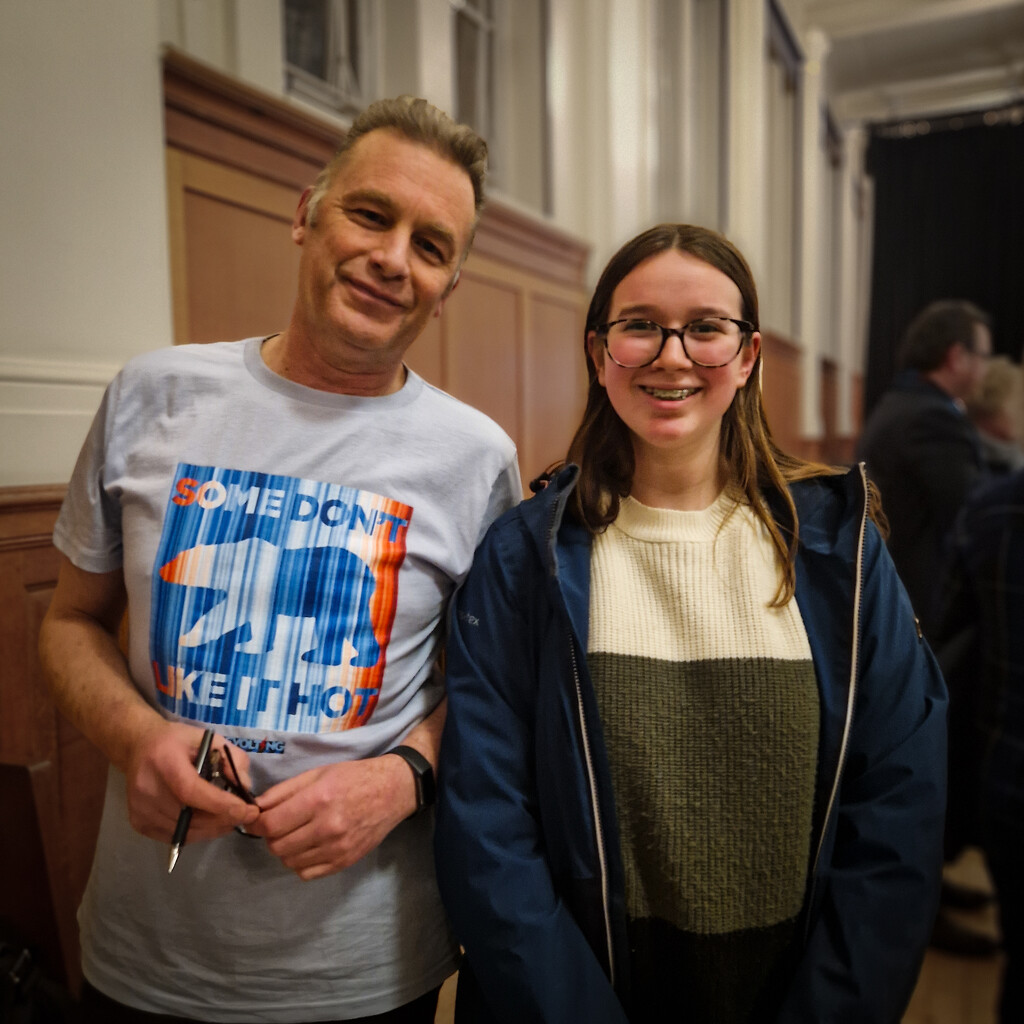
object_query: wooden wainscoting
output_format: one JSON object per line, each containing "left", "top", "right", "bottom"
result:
{"left": 761, "top": 332, "right": 860, "bottom": 465}
{"left": 761, "top": 329, "right": 804, "bottom": 458}
{"left": 845, "top": 369, "right": 865, "bottom": 465}
{"left": 406, "top": 242, "right": 590, "bottom": 486}
{"left": 0, "top": 487, "right": 106, "bottom": 992}
{"left": 163, "top": 47, "right": 339, "bottom": 346}
{"left": 165, "top": 149, "right": 304, "bottom": 345}
{"left": 820, "top": 358, "right": 861, "bottom": 465}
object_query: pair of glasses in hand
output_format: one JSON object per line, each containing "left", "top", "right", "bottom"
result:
{"left": 201, "top": 744, "right": 260, "bottom": 837}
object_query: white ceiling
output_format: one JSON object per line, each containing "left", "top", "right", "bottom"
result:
{"left": 801, "top": 0, "right": 1024, "bottom": 124}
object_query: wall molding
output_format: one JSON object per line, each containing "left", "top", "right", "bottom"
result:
{"left": 0, "top": 355, "right": 121, "bottom": 388}
{"left": 0, "top": 485, "right": 66, "bottom": 552}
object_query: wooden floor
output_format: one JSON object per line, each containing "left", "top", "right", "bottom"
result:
{"left": 903, "top": 849, "right": 1004, "bottom": 1024}
{"left": 904, "top": 944, "right": 1003, "bottom": 1024}
{"left": 436, "top": 975, "right": 456, "bottom": 1023}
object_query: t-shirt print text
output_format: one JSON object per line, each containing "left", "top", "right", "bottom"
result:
{"left": 150, "top": 465, "right": 412, "bottom": 734}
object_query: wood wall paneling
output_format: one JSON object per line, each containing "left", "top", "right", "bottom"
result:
{"left": 761, "top": 330, "right": 803, "bottom": 458}
{"left": 163, "top": 48, "right": 341, "bottom": 188}
{"left": 163, "top": 48, "right": 340, "bottom": 348}
{"left": 444, "top": 270, "right": 523, "bottom": 445}
{"left": 846, "top": 371, "right": 865, "bottom": 464}
{"left": 404, "top": 315, "right": 443, "bottom": 385}
{"left": 820, "top": 357, "right": 855, "bottom": 464}
{"left": 0, "top": 488, "right": 106, "bottom": 992}
{"left": 172, "top": 152, "right": 302, "bottom": 344}
{"left": 521, "top": 293, "right": 588, "bottom": 481}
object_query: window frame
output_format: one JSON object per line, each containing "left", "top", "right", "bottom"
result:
{"left": 453, "top": 0, "right": 497, "bottom": 147}
{"left": 283, "top": 0, "right": 377, "bottom": 117}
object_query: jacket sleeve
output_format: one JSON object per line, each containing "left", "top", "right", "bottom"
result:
{"left": 435, "top": 518, "right": 629, "bottom": 1023}
{"left": 776, "top": 523, "right": 948, "bottom": 1024}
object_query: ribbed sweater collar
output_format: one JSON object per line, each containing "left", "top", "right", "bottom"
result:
{"left": 611, "top": 490, "right": 739, "bottom": 544}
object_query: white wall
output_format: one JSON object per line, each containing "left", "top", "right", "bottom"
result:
{"left": 548, "top": 0, "right": 660, "bottom": 277}
{"left": 0, "top": 0, "right": 173, "bottom": 486}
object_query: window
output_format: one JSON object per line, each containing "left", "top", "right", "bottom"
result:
{"left": 454, "top": 0, "right": 496, "bottom": 142}
{"left": 283, "top": 0, "right": 375, "bottom": 116}
{"left": 456, "top": 0, "right": 551, "bottom": 212}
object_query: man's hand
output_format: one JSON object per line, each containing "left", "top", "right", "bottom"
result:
{"left": 248, "top": 754, "right": 417, "bottom": 881}
{"left": 123, "top": 720, "right": 260, "bottom": 843}
{"left": 39, "top": 558, "right": 257, "bottom": 846}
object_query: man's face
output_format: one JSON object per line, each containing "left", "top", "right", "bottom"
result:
{"left": 290, "top": 128, "right": 476, "bottom": 386}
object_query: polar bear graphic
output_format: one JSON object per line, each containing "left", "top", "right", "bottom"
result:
{"left": 158, "top": 538, "right": 381, "bottom": 668}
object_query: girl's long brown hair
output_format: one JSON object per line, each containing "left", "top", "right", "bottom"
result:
{"left": 565, "top": 224, "right": 883, "bottom": 606}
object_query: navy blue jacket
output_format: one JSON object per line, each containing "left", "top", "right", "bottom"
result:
{"left": 436, "top": 465, "right": 947, "bottom": 1023}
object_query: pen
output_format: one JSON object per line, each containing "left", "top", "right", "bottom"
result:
{"left": 167, "top": 728, "right": 215, "bottom": 874}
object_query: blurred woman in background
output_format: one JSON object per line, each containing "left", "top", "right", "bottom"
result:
{"left": 966, "top": 353, "right": 1024, "bottom": 474}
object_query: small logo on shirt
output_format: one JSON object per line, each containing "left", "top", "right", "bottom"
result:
{"left": 227, "top": 736, "right": 286, "bottom": 755}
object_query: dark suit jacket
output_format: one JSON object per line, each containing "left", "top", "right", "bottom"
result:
{"left": 857, "top": 370, "right": 984, "bottom": 639}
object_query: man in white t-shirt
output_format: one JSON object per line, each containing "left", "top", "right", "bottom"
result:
{"left": 39, "top": 96, "right": 520, "bottom": 1023}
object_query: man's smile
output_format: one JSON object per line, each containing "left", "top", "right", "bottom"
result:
{"left": 343, "top": 274, "right": 409, "bottom": 310}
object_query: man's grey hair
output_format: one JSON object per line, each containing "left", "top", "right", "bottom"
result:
{"left": 304, "top": 95, "right": 488, "bottom": 230}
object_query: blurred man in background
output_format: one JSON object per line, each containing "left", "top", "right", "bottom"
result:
{"left": 858, "top": 299, "right": 995, "bottom": 957}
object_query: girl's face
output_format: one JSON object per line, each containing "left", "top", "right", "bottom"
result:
{"left": 588, "top": 249, "right": 760, "bottom": 469}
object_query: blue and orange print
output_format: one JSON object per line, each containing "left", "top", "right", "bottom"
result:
{"left": 150, "top": 465, "right": 411, "bottom": 733}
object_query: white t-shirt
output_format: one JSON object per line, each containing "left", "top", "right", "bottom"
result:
{"left": 54, "top": 338, "right": 521, "bottom": 1021}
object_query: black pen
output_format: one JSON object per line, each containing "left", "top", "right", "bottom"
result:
{"left": 167, "top": 728, "right": 215, "bottom": 874}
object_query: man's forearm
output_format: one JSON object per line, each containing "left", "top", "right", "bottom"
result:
{"left": 40, "top": 606, "right": 162, "bottom": 773}
{"left": 392, "top": 696, "right": 447, "bottom": 769}
{"left": 39, "top": 560, "right": 162, "bottom": 774}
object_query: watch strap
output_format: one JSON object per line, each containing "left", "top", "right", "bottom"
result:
{"left": 387, "top": 745, "right": 436, "bottom": 813}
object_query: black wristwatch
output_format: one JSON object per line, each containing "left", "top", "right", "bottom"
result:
{"left": 387, "top": 745, "right": 436, "bottom": 813}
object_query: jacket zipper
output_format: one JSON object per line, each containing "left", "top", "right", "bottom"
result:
{"left": 547, "top": 477, "right": 614, "bottom": 986}
{"left": 806, "top": 464, "right": 869, "bottom": 911}
{"left": 569, "top": 636, "right": 617, "bottom": 987}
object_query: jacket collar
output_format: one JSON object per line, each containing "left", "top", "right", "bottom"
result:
{"left": 529, "top": 463, "right": 866, "bottom": 548}
{"left": 518, "top": 465, "right": 591, "bottom": 647}
{"left": 770, "top": 465, "right": 867, "bottom": 560}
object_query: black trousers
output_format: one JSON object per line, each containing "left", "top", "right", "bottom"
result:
{"left": 78, "top": 980, "right": 441, "bottom": 1024}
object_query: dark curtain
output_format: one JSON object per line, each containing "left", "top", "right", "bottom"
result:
{"left": 864, "top": 115, "right": 1024, "bottom": 415}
